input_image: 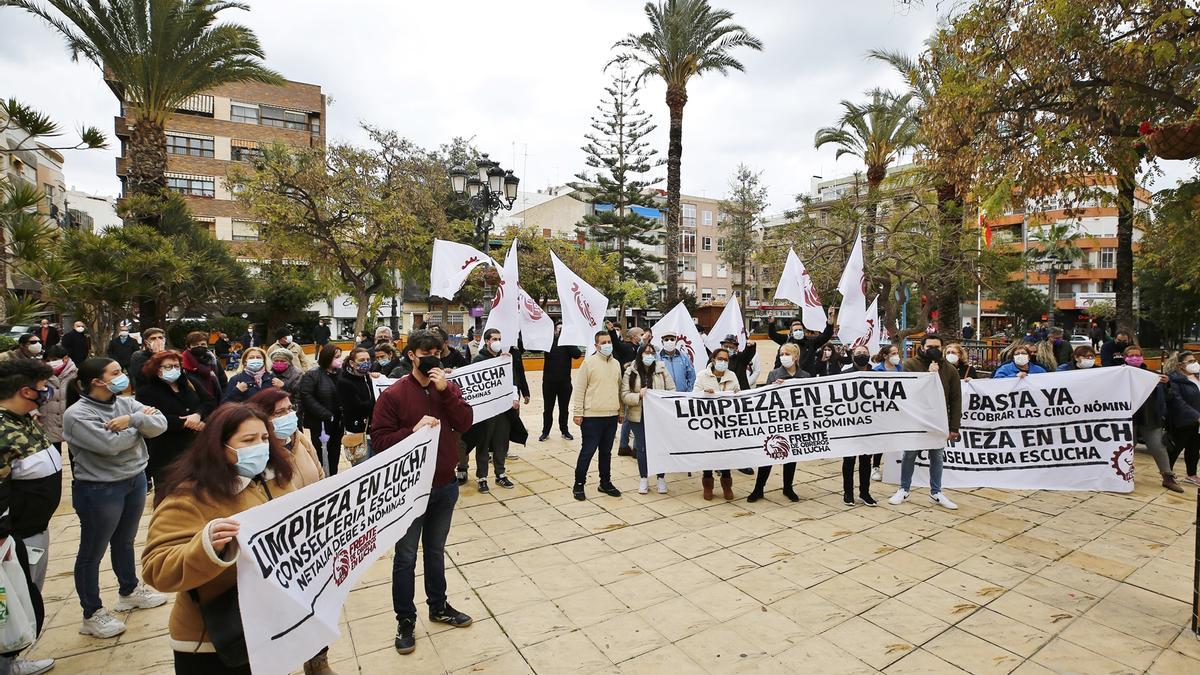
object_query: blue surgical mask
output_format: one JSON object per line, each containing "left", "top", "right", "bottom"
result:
{"left": 245, "top": 358, "right": 264, "bottom": 372}
{"left": 376, "top": 358, "right": 391, "bottom": 367}
{"left": 272, "top": 411, "right": 298, "bottom": 440}
{"left": 160, "top": 367, "right": 181, "bottom": 383}
{"left": 229, "top": 441, "right": 270, "bottom": 478}
{"left": 106, "top": 373, "right": 129, "bottom": 393}
{"left": 599, "top": 344, "right": 613, "bottom": 357}
{"left": 713, "top": 360, "right": 729, "bottom": 373}
{"left": 641, "top": 354, "right": 656, "bottom": 366}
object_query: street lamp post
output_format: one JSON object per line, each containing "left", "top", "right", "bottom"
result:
{"left": 1037, "top": 254, "right": 1069, "bottom": 326}
{"left": 448, "top": 153, "right": 520, "bottom": 251}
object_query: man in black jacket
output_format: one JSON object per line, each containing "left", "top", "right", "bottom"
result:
{"left": 105, "top": 323, "right": 138, "bottom": 371}
{"left": 128, "top": 327, "right": 166, "bottom": 390}
{"left": 720, "top": 334, "right": 759, "bottom": 390}
{"left": 61, "top": 320, "right": 91, "bottom": 365}
{"left": 467, "top": 329, "right": 524, "bottom": 492}
{"left": 766, "top": 308, "right": 836, "bottom": 372}
{"left": 314, "top": 318, "right": 332, "bottom": 347}
{"left": 540, "top": 324, "right": 581, "bottom": 442}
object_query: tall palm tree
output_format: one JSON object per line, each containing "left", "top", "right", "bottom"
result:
{"left": 7, "top": 0, "right": 283, "bottom": 198}
{"left": 614, "top": 0, "right": 762, "bottom": 305}
{"left": 814, "top": 89, "right": 917, "bottom": 291}
{"left": 1029, "top": 221, "right": 1084, "bottom": 326}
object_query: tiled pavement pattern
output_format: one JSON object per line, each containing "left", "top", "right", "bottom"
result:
{"left": 24, "top": 365, "right": 1200, "bottom": 674}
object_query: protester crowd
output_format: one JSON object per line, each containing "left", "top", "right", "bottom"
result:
{"left": 0, "top": 314, "right": 1194, "bottom": 674}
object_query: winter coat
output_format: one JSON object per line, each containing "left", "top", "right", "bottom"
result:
{"left": 902, "top": 354, "right": 962, "bottom": 433}
{"left": 620, "top": 363, "right": 676, "bottom": 423}
{"left": 135, "top": 376, "right": 206, "bottom": 479}
{"left": 766, "top": 365, "right": 811, "bottom": 383}
{"left": 1167, "top": 371, "right": 1200, "bottom": 429}
{"left": 298, "top": 368, "right": 340, "bottom": 427}
{"left": 106, "top": 336, "right": 138, "bottom": 369}
{"left": 694, "top": 368, "right": 741, "bottom": 393}
{"left": 61, "top": 330, "right": 91, "bottom": 365}
{"left": 337, "top": 370, "right": 376, "bottom": 434}
{"left": 39, "top": 359, "right": 77, "bottom": 444}
{"left": 768, "top": 321, "right": 834, "bottom": 372}
{"left": 658, "top": 350, "right": 697, "bottom": 394}
{"left": 992, "top": 361, "right": 1048, "bottom": 378}
{"left": 543, "top": 337, "right": 582, "bottom": 383}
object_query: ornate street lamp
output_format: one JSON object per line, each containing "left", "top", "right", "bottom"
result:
{"left": 449, "top": 152, "right": 519, "bottom": 250}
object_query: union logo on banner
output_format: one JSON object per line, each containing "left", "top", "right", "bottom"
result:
{"left": 333, "top": 550, "right": 351, "bottom": 586}
{"left": 801, "top": 270, "right": 822, "bottom": 308}
{"left": 490, "top": 280, "right": 506, "bottom": 310}
{"left": 677, "top": 335, "right": 696, "bottom": 363}
{"left": 763, "top": 434, "right": 791, "bottom": 460}
{"left": 460, "top": 256, "right": 480, "bottom": 270}
{"left": 572, "top": 282, "right": 597, "bottom": 326}
{"left": 521, "top": 294, "right": 544, "bottom": 320}
{"left": 1110, "top": 443, "right": 1134, "bottom": 481}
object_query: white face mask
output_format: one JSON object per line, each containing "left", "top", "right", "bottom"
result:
{"left": 74, "top": 325, "right": 85, "bottom": 332}
{"left": 1077, "top": 358, "right": 1095, "bottom": 369}
{"left": 1186, "top": 361, "right": 1200, "bottom": 375}
{"left": 48, "top": 359, "right": 64, "bottom": 369}
{"left": 713, "top": 360, "right": 729, "bottom": 373}
{"left": 662, "top": 339, "right": 676, "bottom": 352}
{"left": 791, "top": 329, "right": 804, "bottom": 340}
{"left": 27, "top": 343, "right": 42, "bottom": 355}
{"left": 1014, "top": 354, "right": 1030, "bottom": 366}
{"left": 641, "top": 354, "right": 656, "bottom": 366}
{"left": 598, "top": 343, "right": 613, "bottom": 357}
{"left": 945, "top": 353, "right": 960, "bottom": 365}
{"left": 489, "top": 340, "right": 502, "bottom": 353}
{"left": 779, "top": 355, "right": 795, "bottom": 368}
{"left": 888, "top": 355, "right": 901, "bottom": 366}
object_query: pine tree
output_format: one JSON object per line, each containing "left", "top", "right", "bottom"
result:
{"left": 718, "top": 164, "right": 767, "bottom": 326}
{"left": 572, "top": 66, "right": 664, "bottom": 328}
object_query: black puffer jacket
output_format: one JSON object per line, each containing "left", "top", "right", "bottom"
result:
{"left": 298, "top": 367, "right": 340, "bottom": 428}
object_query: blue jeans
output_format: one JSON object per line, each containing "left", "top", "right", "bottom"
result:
{"left": 619, "top": 416, "right": 633, "bottom": 449}
{"left": 631, "top": 421, "right": 662, "bottom": 479}
{"left": 393, "top": 481, "right": 459, "bottom": 621}
{"left": 72, "top": 473, "right": 147, "bottom": 618}
{"left": 574, "top": 416, "right": 617, "bottom": 486}
{"left": 899, "top": 449, "right": 943, "bottom": 494}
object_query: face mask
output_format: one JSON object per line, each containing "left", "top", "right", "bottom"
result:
{"left": 1077, "top": 358, "right": 1095, "bottom": 369}
{"left": 1114, "top": 340, "right": 1129, "bottom": 349}
{"left": 945, "top": 353, "right": 960, "bottom": 365}
{"left": 271, "top": 361, "right": 289, "bottom": 373}
{"left": 190, "top": 346, "right": 211, "bottom": 361}
{"left": 714, "top": 360, "right": 728, "bottom": 373}
{"left": 779, "top": 355, "right": 794, "bottom": 368}
{"left": 120, "top": 331, "right": 129, "bottom": 338}
{"left": 230, "top": 441, "right": 270, "bottom": 478}
{"left": 105, "top": 373, "right": 129, "bottom": 393}
{"left": 160, "top": 367, "right": 181, "bottom": 383}
{"left": 272, "top": 411, "right": 298, "bottom": 440}
{"left": 853, "top": 354, "right": 871, "bottom": 367}
{"left": 355, "top": 361, "right": 371, "bottom": 373}
{"left": 641, "top": 354, "right": 656, "bottom": 366}
{"left": 1186, "top": 362, "right": 1200, "bottom": 375}
{"left": 888, "top": 355, "right": 901, "bottom": 366}
{"left": 48, "top": 359, "right": 64, "bottom": 370}
{"left": 284, "top": 335, "right": 293, "bottom": 344}
{"left": 599, "top": 343, "right": 613, "bottom": 357}
{"left": 417, "top": 355, "right": 442, "bottom": 375}
{"left": 25, "top": 386, "right": 53, "bottom": 407}
{"left": 27, "top": 343, "right": 42, "bottom": 355}
{"left": 75, "top": 326, "right": 85, "bottom": 332}
{"left": 331, "top": 357, "right": 345, "bottom": 369}
{"left": 1125, "top": 355, "right": 1144, "bottom": 367}
{"left": 923, "top": 347, "right": 943, "bottom": 362}
{"left": 245, "top": 359, "right": 264, "bottom": 372}
{"left": 489, "top": 340, "right": 502, "bottom": 353}
{"left": 791, "top": 330, "right": 804, "bottom": 340}
{"left": 376, "top": 358, "right": 391, "bottom": 367}
{"left": 662, "top": 340, "right": 676, "bottom": 352}
{"left": 1014, "top": 354, "right": 1030, "bottom": 366}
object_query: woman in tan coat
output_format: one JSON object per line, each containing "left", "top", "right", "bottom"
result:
{"left": 249, "top": 388, "right": 325, "bottom": 488}
{"left": 621, "top": 343, "right": 677, "bottom": 495}
{"left": 141, "top": 404, "right": 333, "bottom": 675}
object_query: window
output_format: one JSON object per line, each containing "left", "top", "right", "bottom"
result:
{"left": 716, "top": 238, "right": 726, "bottom": 252}
{"left": 309, "top": 113, "right": 321, "bottom": 134}
{"left": 701, "top": 263, "right": 713, "bottom": 277}
{"left": 676, "top": 257, "right": 695, "bottom": 272}
{"left": 259, "top": 106, "right": 288, "bottom": 128}
{"left": 1099, "top": 248, "right": 1115, "bottom": 269}
{"left": 703, "top": 210, "right": 712, "bottom": 226}
{"left": 231, "top": 103, "right": 259, "bottom": 124}
{"left": 701, "top": 288, "right": 713, "bottom": 302}
{"left": 284, "top": 110, "right": 309, "bottom": 130}
{"left": 166, "top": 174, "right": 215, "bottom": 198}
{"left": 717, "top": 264, "right": 728, "bottom": 278}
{"left": 682, "top": 203, "right": 697, "bottom": 227}
{"left": 1100, "top": 279, "right": 1114, "bottom": 293}
{"left": 681, "top": 230, "right": 696, "bottom": 254}
{"left": 165, "top": 133, "right": 214, "bottom": 157}
{"left": 716, "top": 288, "right": 728, "bottom": 300}
{"left": 231, "top": 220, "right": 260, "bottom": 241}
{"left": 701, "top": 236, "right": 712, "bottom": 251}
{"left": 231, "top": 145, "right": 263, "bottom": 162}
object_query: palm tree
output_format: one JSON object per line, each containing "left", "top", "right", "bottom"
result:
{"left": 613, "top": 0, "right": 762, "bottom": 305}
{"left": 813, "top": 89, "right": 917, "bottom": 291}
{"left": 7, "top": 0, "right": 283, "bottom": 199}
{"left": 1029, "top": 222, "right": 1084, "bottom": 326}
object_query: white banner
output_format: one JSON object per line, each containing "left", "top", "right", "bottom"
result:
{"left": 235, "top": 425, "right": 438, "bottom": 675}
{"left": 483, "top": 240, "right": 521, "bottom": 351}
{"left": 429, "top": 239, "right": 494, "bottom": 300}
{"left": 774, "top": 248, "right": 828, "bottom": 331}
{"left": 705, "top": 294, "right": 747, "bottom": 353}
{"left": 550, "top": 250, "right": 608, "bottom": 347}
{"left": 372, "top": 356, "right": 514, "bottom": 425}
{"left": 643, "top": 371, "right": 949, "bottom": 474}
{"left": 836, "top": 232, "right": 869, "bottom": 346}
{"left": 650, "top": 301, "right": 708, "bottom": 372}
{"left": 883, "top": 367, "right": 1160, "bottom": 492}
{"left": 517, "top": 286, "right": 554, "bottom": 352}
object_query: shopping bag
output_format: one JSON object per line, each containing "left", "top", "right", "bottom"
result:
{"left": 0, "top": 538, "right": 37, "bottom": 653}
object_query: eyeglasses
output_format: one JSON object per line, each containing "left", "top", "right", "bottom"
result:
{"left": 272, "top": 405, "right": 297, "bottom": 417}
{"left": 27, "top": 339, "right": 40, "bottom": 345}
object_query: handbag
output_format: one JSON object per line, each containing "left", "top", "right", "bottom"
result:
{"left": 0, "top": 538, "right": 37, "bottom": 653}
{"left": 189, "top": 585, "right": 247, "bottom": 667}
{"left": 342, "top": 432, "right": 369, "bottom": 466}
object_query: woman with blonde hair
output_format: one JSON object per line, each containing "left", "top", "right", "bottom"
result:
{"left": 943, "top": 343, "right": 978, "bottom": 381}
{"left": 222, "top": 347, "right": 281, "bottom": 403}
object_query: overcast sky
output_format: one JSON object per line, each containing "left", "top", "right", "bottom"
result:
{"left": 2, "top": 0, "right": 1190, "bottom": 213}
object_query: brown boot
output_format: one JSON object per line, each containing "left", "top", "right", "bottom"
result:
{"left": 1162, "top": 472, "right": 1185, "bottom": 493}
{"left": 304, "top": 651, "right": 336, "bottom": 675}
{"left": 720, "top": 474, "right": 734, "bottom": 500}
{"left": 702, "top": 474, "right": 714, "bottom": 500}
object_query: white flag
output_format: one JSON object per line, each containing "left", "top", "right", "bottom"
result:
{"left": 430, "top": 239, "right": 494, "bottom": 299}
{"left": 836, "top": 233, "right": 869, "bottom": 346}
{"left": 705, "top": 294, "right": 747, "bottom": 352}
{"left": 483, "top": 240, "right": 521, "bottom": 351}
{"left": 517, "top": 286, "right": 555, "bottom": 352}
{"left": 855, "top": 295, "right": 881, "bottom": 350}
{"left": 551, "top": 250, "right": 608, "bottom": 347}
{"left": 650, "top": 302, "right": 708, "bottom": 372}
{"left": 774, "top": 248, "right": 828, "bottom": 331}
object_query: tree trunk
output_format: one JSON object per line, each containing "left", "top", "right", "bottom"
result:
{"left": 127, "top": 118, "right": 168, "bottom": 199}
{"left": 1047, "top": 268, "right": 1058, "bottom": 326}
{"left": 934, "top": 182, "right": 962, "bottom": 341}
{"left": 1114, "top": 163, "right": 1137, "bottom": 335}
{"left": 353, "top": 288, "right": 371, "bottom": 335}
{"left": 664, "top": 87, "right": 688, "bottom": 306}
{"left": 864, "top": 166, "right": 886, "bottom": 294}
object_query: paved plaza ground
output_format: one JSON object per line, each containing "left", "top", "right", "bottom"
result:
{"left": 24, "top": 363, "right": 1200, "bottom": 674}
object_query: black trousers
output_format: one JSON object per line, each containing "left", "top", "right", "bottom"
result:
{"left": 173, "top": 651, "right": 250, "bottom": 675}
{"left": 842, "top": 454, "right": 872, "bottom": 498}
{"left": 542, "top": 379, "right": 572, "bottom": 435}
{"left": 871, "top": 453, "right": 882, "bottom": 468}
{"left": 754, "top": 463, "right": 796, "bottom": 493}
{"left": 308, "top": 418, "right": 343, "bottom": 476}
{"left": 1169, "top": 425, "right": 1200, "bottom": 476}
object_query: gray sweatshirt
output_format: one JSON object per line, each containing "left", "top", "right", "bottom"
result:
{"left": 63, "top": 394, "right": 168, "bottom": 482}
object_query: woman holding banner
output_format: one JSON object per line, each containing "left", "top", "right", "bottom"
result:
{"left": 695, "top": 347, "right": 741, "bottom": 500}
{"left": 992, "top": 343, "right": 1046, "bottom": 378}
{"left": 873, "top": 344, "right": 902, "bottom": 373}
{"left": 1056, "top": 346, "right": 1097, "bottom": 371}
{"left": 249, "top": 388, "right": 326, "bottom": 489}
{"left": 142, "top": 403, "right": 312, "bottom": 675}
{"left": 747, "top": 343, "right": 809, "bottom": 503}
{"left": 621, "top": 344, "right": 677, "bottom": 495}
{"left": 839, "top": 346, "right": 878, "bottom": 507}
{"left": 943, "top": 344, "right": 978, "bottom": 381}
{"left": 1123, "top": 346, "right": 1185, "bottom": 493}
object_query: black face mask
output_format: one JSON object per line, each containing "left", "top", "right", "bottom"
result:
{"left": 922, "top": 347, "right": 943, "bottom": 362}
{"left": 417, "top": 355, "right": 442, "bottom": 376}
{"left": 853, "top": 354, "right": 871, "bottom": 367}
{"left": 190, "top": 346, "right": 211, "bottom": 362}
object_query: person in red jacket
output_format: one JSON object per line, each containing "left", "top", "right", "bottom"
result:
{"left": 370, "top": 329, "right": 474, "bottom": 656}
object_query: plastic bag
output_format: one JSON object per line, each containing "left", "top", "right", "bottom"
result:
{"left": 0, "top": 538, "right": 37, "bottom": 653}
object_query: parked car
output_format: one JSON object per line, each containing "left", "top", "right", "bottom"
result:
{"left": 0, "top": 324, "right": 34, "bottom": 340}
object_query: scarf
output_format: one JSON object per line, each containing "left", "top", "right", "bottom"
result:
{"left": 181, "top": 349, "right": 218, "bottom": 399}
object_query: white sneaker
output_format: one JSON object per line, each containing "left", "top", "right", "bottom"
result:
{"left": 931, "top": 492, "right": 958, "bottom": 510}
{"left": 638, "top": 478, "right": 649, "bottom": 494}
{"left": 114, "top": 583, "right": 168, "bottom": 611}
{"left": 887, "top": 489, "right": 910, "bottom": 506}
{"left": 871, "top": 467, "right": 882, "bottom": 481}
{"left": 656, "top": 477, "right": 668, "bottom": 494}
{"left": 79, "top": 608, "right": 126, "bottom": 638}
{"left": 13, "top": 658, "right": 55, "bottom": 675}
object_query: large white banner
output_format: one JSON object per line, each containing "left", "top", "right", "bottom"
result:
{"left": 836, "top": 232, "right": 869, "bottom": 346}
{"left": 429, "top": 239, "right": 494, "bottom": 300}
{"left": 372, "top": 356, "right": 514, "bottom": 425}
{"left": 516, "top": 286, "right": 554, "bottom": 352}
{"left": 550, "top": 250, "right": 608, "bottom": 347}
{"left": 483, "top": 240, "right": 521, "bottom": 351}
{"left": 235, "top": 425, "right": 438, "bottom": 675}
{"left": 644, "top": 371, "right": 950, "bottom": 474}
{"left": 883, "top": 367, "right": 1160, "bottom": 492}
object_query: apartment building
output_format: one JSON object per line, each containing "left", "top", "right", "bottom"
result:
{"left": 2, "top": 112, "right": 66, "bottom": 293}
{"left": 111, "top": 78, "right": 326, "bottom": 244}
{"left": 494, "top": 185, "right": 588, "bottom": 241}
{"left": 64, "top": 189, "right": 121, "bottom": 233}
{"left": 678, "top": 193, "right": 738, "bottom": 305}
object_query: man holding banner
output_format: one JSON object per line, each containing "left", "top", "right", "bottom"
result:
{"left": 370, "top": 331, "right": 475, "bottom": 655}
{"left": 889, "top": 334, "right": 962, "bottom": 510}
